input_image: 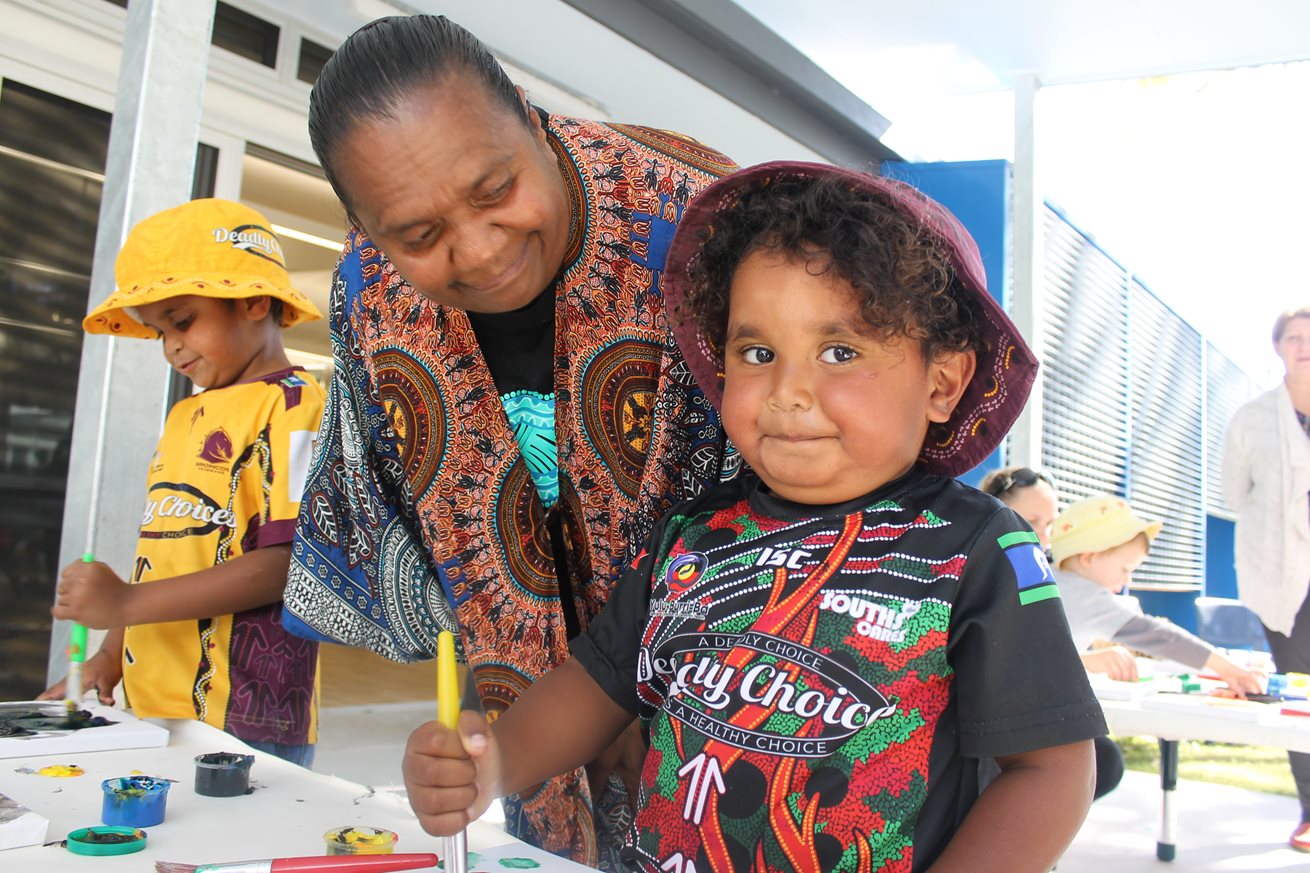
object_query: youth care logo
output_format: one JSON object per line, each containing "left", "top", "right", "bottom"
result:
{"left": 646, "top": 630, "right": 895, "bottom": 758}
{"left": 212, "top": 224, "right": 285, "bottom": 266}
{"left": 140, "top": 482, "right": 235, "bottom": 538}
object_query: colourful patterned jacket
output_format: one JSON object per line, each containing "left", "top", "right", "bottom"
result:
{"left": 283, "top": 114, "right": 738, "bottom": 862}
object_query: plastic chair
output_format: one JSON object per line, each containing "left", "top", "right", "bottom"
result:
{"left": 1193, "top": 596, "right": 1269, "bottom": 652}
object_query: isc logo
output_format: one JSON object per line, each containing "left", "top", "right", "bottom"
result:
{"left": 755, "top": 546, "right": 813, "bottom": 570}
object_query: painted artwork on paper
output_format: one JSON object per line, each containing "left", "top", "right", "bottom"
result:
{"left": 0, "top": 790, "right": 49, "bottom": 850}
{"left": 0, "top": 702, "right": 168, "bottom": 759}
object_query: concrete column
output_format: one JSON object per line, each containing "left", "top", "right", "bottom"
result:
{"left": 1008, "top": 74, "right": 1046, "bottom": 469}
{"left": 49, "top": 0, "right": 216, "bottom": 684}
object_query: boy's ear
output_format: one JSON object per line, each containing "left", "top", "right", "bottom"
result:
{"left": 925, "top": 349, "right": 976, "bottom": 424}
{"left": 242, "top": 295, "right": 272, "bottom": 321}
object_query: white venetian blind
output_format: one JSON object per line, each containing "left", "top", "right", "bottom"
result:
{"left": 1204, "top": 343, "right": 1258, "bottom": 518}
{"left": 1039, "top": 208, "right": 1131, "bottom": 504}
{"left": 1125, "top": 281, "right": 1204, "bottom": 590}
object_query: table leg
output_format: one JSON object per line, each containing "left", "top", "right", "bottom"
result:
{"left": 1156, "top": 738, "right": 1178, "bottom": 861}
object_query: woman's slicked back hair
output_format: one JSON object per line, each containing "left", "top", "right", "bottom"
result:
{"left": 308, "top": 15, "right": 528, "bottom": 212}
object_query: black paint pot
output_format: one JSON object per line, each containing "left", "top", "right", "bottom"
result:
{"left": 193, "top": 751, "right": 255, "bottom": 797}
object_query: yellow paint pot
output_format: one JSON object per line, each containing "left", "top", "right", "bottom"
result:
{"left": 323, "top": 826, "right": 398, "bottom": 855}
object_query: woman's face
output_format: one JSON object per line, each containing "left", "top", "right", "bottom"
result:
{"left": 1001, "top": 479, "right": 1059, "bottom": 550}
{"left": 330, "top": 78, "right": 572, "bottom": 313}
{"left": 1276, "top": 316, "right": 1310, "bottom": 381}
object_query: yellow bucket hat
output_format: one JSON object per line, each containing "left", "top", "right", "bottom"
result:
{"left": 84, "top": 198, "right": 323, "bottom": 338}
{"left": 1050, "top": 495, "right": 1164, "bottom": 566}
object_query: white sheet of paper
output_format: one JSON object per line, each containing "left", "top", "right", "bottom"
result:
{"left": 0, "top": 702, "right": 169, "bottom": 759}
{"left": 0, "top": 791, "right": 49, "bottom": 852}
{"left": 467, "top": 840, "right": 594, "bottom": 872}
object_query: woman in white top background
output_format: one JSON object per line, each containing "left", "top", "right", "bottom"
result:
{"left": 1223, "top": 307, "right": 1310, "bottom": 852}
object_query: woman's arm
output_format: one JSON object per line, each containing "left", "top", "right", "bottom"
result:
{"left": 1221, "top": 409, "right": 1255, "bottom": 512}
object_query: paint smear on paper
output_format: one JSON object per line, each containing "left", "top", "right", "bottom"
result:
{"left": 36, "top": 764, "right": 83, "bottom": 777}
{"left": 498, "top": 859, "right": 540, "bottom": 869}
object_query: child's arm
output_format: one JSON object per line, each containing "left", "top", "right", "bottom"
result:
{"left": 926, "top": 740, "right": 1095, "bottom": 873}
{"left": 1110, "top": 613, "right": 1263, "bottom": 695}
{"left": 1204, "top": 650, "right": 1264, "bottom": 696}
{"left": 37, "top": 627, "right": 125, "bottom": 705}
{"left": 1081, "top": 645, "right": 1138, "bottom": 681}
{"left": 402, "top": 657, "right": 632, "bottom": 837}
{"left": 51, "top": 547, "right": 293, "bottom": 629}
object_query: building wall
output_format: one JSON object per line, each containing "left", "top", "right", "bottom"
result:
{"left": 889, "top": 159, "right": 1257, "bottom": 634}
{"left": 0, "top": 0, "right": 838, "bottom": 693}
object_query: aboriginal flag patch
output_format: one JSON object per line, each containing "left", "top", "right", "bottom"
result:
{"left": 997, "top": 530, "right": 1059, "bottom": 605}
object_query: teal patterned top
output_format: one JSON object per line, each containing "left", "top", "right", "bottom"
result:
{"left": 502, "top": 389, "right": 559, "bottom": 507}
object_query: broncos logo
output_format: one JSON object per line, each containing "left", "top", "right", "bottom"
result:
{"left": 664, "top": 552, "right": 707, "bottom": 595}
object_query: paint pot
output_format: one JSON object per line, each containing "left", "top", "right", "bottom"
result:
{"left": 323, "top": 826, "right": 399, "bottom": 855}
{"left": 194, "top": 751, "right": 255, "bottom": 797}
{"left": 65, "top": 825, "right": 148, "bottom": 856}
{"left": 100, "top": 775, "right": 170, "bottom": 827}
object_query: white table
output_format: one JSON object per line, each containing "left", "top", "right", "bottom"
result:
{"left": 1098, "top": 691, "right": 1310, "bottom": 861}
{"left": 0, "top": 717, "right": 587, "bottom": 872}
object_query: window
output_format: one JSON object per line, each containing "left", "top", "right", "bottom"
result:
{"left": 211, "top": 2, "right": 280, "bottom": 69}
{"left": 0, "top": 81, "right": 110, "bottom": 700}
{"left": 297, "top": 38, "right": 334, "bottom": 85}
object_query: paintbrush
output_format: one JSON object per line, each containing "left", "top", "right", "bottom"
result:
{"left": 64, "top": 554, "right": 94, "bottom": 715}
{"left": 436, "top": 630, "right": 467, "bottom": 873}
{"left": 154, "top": 853, "right": 439, "bottom": 873}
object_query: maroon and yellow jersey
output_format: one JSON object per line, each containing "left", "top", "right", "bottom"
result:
{"left": 573, "top": 470, "right": 1105, "bottom": 872}
{"left": 122, "top": 368, "right": 324, "bottom": 745}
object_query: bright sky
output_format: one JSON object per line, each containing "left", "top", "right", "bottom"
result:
{"left": 733, "top": 4, "right": 1310, "bottom": 389}
{"left": 866, "top": 63, "right": 1310, "bottom": 388}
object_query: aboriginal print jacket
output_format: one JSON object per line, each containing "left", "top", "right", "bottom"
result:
{"left": 283, "top": 114, "right": 739, "bottom": 863}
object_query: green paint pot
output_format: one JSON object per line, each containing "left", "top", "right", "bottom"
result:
{"left": 66, "top": 825, "right": 148, "bottom": 856}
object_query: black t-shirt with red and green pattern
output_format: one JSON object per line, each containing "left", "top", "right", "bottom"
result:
{"left": 572, "top": 468, "right": 1106, "bottom": 872}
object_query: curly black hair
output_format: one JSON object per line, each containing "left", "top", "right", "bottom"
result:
{"left": 675, "top": 173, "right": 983, "bottom": 364}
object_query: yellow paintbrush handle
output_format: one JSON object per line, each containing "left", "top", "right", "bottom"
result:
{"left": 437, "top": 630, "right": 459, "bottom": 730}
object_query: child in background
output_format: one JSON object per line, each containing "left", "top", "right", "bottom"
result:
{"left": 1050, "top": 495, "right": 1263, "bottom": 696}
{"left": 981, "top": 467, "right": 1127, "bottom": 798}
{"left": 403, "top": 162, "right": 1107, "bottom": 872}
{"left": 40, "top": 199, "right": 326, "bottom": 766}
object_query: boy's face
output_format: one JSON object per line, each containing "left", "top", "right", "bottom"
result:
{"left": 135, "top": 294, "right": 274, "bottom": 389}
{"left": 1074, "top": 536, "right": 1150, "bottom": 594}
{"left": 719, "top": 249, "right": 972, "bottom": 505}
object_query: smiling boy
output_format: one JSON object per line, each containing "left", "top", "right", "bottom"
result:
{"left": 401, "top": 163, "right": 1108, "bottom": 872}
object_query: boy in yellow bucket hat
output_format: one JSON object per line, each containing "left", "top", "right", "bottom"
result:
{"left": 1051, "top": 495, "right": 1262, "bottom": 695}
{"left": 40, "top": 198, "right": 327, "bottom": 766}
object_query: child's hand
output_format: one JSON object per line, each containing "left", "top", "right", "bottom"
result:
{"left": 403, "top": 711, "right": 500, "bottom": 836}
{"left": 1206, "top": 652, "right": 1264, "bottom": 697}
{"left": 1081, "top": 646, "right": 1138, "bottom": 681}
{"left": 51, "top": 560, "right": 131, "bottom": 629}
{"left": 36, "top": 650, "right": 123, "bottom": 706}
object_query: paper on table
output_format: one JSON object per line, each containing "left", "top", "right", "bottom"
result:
{"left": 467, "top": 840, "right": 594, "bottom": 872}
{"left": 0, "top": 701, "right": 168, "bottom": 759}
{"left": 0, "top": 790, "right": 49, "bottom": 851}
{"left": 1137, "top": 693, "right": 1270, "bottom": 722}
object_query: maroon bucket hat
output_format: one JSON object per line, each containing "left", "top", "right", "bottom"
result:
{"left": 663, "top": 160, "right": 1038, "bottom": 478}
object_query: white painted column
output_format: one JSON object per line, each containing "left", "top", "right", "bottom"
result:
{"left": 49, "top": 0, "right": 216, "bottom": 683}
{"left": 1008, "top": 73, "right": 1046, "bottom": 469}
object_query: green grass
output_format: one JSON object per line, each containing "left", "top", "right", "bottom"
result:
{"left": 1117, "top": 734, "right": 1297, "bottom": 797}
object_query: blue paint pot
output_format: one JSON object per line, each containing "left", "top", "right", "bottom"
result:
{"left": 101, "top": 775, "right": 170, "bottom": 827}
